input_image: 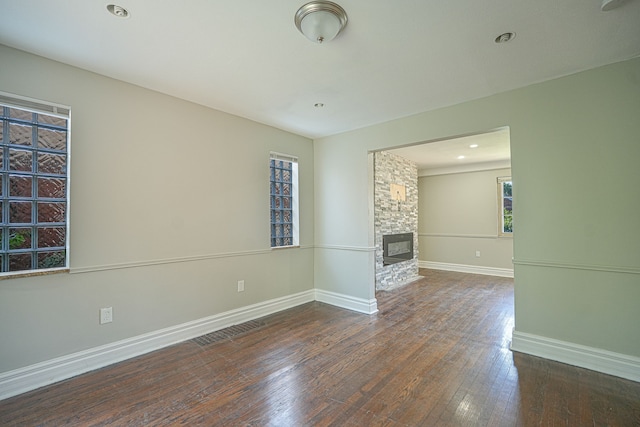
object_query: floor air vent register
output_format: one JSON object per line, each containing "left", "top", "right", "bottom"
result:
{"left": 191, "top": 319, "right": 267, "bottom": 346}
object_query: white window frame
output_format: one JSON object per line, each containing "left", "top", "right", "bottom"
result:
{"left": 269, "top": 152, "right": 299, "bottom": 248}
{"left": 0, "top": 92, "right": 70, "bottom": 276}
{"left": 497, "top": 176, "right": 513, "bottom": 237}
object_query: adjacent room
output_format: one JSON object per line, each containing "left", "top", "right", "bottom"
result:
{"left": 1, "top": 0, "right": 639, "bottom": 425}
{"left": 385, "top": 128, "right": 513, "bottom": 280}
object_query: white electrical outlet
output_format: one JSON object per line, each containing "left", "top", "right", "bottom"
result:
{"left": 100, "top": 307, "right": 113, "bottom": 324}
{"left": 475, "top": 250, "right": 481, "bottom": 257}
{"left": 237, "top": 280, "right": 245, "bottom": 292}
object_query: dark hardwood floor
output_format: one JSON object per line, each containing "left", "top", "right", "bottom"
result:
{"left": 1, "top": 269, "right": 639, "bottom": 426}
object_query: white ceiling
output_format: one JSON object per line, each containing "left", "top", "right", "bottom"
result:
{"left": 1, "top": 1, "right": 639, "bottom": 140}
{"left": 388, "top": 128, "right": 511, "bottom": 176}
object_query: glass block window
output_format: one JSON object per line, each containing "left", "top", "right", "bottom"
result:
{"left": 0, "top": 94, "right": 70, "bottom": 274}
{"left": 498, "top": 176, "right": 513, "bottom": 236}
{"left": 270, "top": 153, "right": 298, "bottom": 248}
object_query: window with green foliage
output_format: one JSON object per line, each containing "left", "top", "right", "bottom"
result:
{"left": 0, "top": 94, "right": 69, "bottom": 274}
{"left": 498, "top": 177, "right": 513, "bottom": 236}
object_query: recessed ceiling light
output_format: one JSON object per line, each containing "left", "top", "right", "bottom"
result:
{"left": 495, "top": 32, "right": 515, "bottom": 44}
{"left": 469, "top": 144, "right": 479, "bottom": 148}
{"left": 457, "top": 155, "right": 465, "bottom": 160}
{"left": 314, "top": 103, "right": 324, "bottom": 108}
{"left": 107, "top": 4, "right": 129, "bottom": 18}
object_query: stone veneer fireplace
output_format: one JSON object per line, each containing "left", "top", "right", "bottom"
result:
{"left": 374, "top": 151, "right": 419, "bottom": 291}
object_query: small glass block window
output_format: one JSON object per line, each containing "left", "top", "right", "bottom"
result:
{"left": 270, "top": 153, "right": 299, "bottom": 248}
{"left": 1, "top": 96, "right": 69, "bottom": 274}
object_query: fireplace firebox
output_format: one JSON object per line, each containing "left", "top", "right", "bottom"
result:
{"left": 383, "top": 233, "right": 413, "bottom": 266}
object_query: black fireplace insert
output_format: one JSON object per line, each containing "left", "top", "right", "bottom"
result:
{"left": 383, "top": 233, "right": 413, "bottom": 265}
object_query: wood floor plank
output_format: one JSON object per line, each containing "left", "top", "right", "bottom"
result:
{"left": 1, "top": 269, "right": 639, "bottom": 426}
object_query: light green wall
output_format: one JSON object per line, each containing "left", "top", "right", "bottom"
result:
{"left": 0, "top": 44, "right": 314, "bottom": 372}
{"left": 418, "top": 168, "right": 514, "bottom": 269}
{"left": 1, "top": 43, "right": 638, "bottom": 375}
{"left": 313, "top": 137, "right": 375, "bottom": 300}
{"left": 314, "top": 57, "right": 640, "bottom": 357}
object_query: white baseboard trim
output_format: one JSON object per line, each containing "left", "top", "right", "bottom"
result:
{"left": 419, "top": 260, "right": 514, "bottom": 278}
{"left": 0, "top": 289, "right": 315, "bottom": 401}
{"left": 315, "top": 289, "right": 378, "bottom": 314}
{"left": 511, "top": 330, "right": 640, "bottom": 382}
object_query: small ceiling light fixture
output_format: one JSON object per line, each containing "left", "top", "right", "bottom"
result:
{"left": 469, "top": 144, "right": 479, "bottom": 148}
{"left": 495, "top": 32, "right": 515, "bottom": 44}
{"left": 295, "top": 1, "right": 348, "bottom": 44}
{"left": 314, "top": 103, "right": 325, "bottom": 108}
{"left": 107, "top": 4, "right": 129, "bottom": 18}
{"left": 457, "top": 155, "right": 465, "bottom": 160}
{"left": 601, "top": 0, "right": 629, "bottom": 11}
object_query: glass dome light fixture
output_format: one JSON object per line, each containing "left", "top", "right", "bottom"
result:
{"left": 601, "top": 0, "right": 630, "bottom": 10}
{"left": 295, "top": 1, "right": 348, "bottom": 44}
{"left": 495, "top": 32, "right": 515, "bottom": 44}
{"left": 107, "top": 4, "right": 129, "bottom": 18}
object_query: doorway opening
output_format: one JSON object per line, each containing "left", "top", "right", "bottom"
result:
{"left": 369, "top": 127, "right": 513, "bottom": 295}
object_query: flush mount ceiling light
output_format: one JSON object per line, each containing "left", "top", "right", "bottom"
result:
{"left": 495, "top": 32, "right": 515, "bottom": 44}
{"left": 295, "top": 1, "right": 348, "bottom": 44}
{"left": 107, "top": 4, "right": 129, "bottom": 18}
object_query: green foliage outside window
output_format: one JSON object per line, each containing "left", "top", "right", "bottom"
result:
{"left": 503, "top": 208, "right": 513, "bottom": 233}
{"left": 503, "top": 182, "right": 512, "bottom": 197}
{"left": 499, "top": 178, "right": 513, "bottom": 235}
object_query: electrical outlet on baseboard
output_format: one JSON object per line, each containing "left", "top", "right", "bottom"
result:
{"left": 237, "top": 280, "right": 245, "bottom": 292}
